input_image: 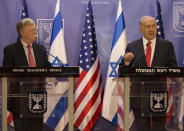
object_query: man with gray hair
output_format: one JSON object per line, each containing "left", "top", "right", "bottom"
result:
{"left": 119, "top": 16, "right": 177, "bottom": 131}
{"left": 3, "top": 18, "right": 50, "bottom": 67}
{"left": 3, "top": 18, "right": 50, "bottom": 131}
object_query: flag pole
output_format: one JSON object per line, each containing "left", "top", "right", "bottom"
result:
{"left": 68, "top": 77, "right": 74, "bottom": 131}
{"left": 124, "top": 77, "right": 130, "bottom": 131}
{"left": 2, "top": 77, "right": 8, "bottom": 131}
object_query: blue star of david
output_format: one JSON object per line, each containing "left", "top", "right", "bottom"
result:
{"left": 51, "top": 56, "right": 63, "bottom": 67}
{"left": 109, "top": 56, "right": 123, "bottom": 77}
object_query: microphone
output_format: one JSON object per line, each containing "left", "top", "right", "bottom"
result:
{"left": 131, "top": 44, "right": 149, "bottom": 67}
{"left": 47, "top": 52, "right": 65, "bottom": 67}
{"left": 146, "top": 43, "right": 149, "bottom": 48}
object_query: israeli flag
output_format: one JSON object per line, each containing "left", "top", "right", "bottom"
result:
{"left": 102, "top": 0, "right": 127, "bottom": 124}
{"left": 48, "top": 0, "right": 67, "bottom": 66}
{"left": 44, "top": 0, "right": 68, "bottom": 130}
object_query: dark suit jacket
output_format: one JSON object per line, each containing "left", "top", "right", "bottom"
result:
{"left": 119, "top": 38, "right": 177, "bottom": 68}
{"left": 119, "top": 38, "right": 177, "bottom": 116}
{"left": 3, "top": 41, "right": 50, "bottom": 67}
{"left": 3, "top": 41, "right": 50, "bottom": 118}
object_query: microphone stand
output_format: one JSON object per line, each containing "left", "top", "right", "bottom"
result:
{"left": 48, "top": 53, "right": 65, "bottom": 67}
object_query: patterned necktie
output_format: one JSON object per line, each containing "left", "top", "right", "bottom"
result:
{"left": 146, "top": 41, "right": 152, "bottom": 67}
{"left": 27, "top": 45, "right": 36, "bottom": 67}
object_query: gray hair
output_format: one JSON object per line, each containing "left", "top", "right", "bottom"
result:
{"left": 139, "top": 16, "right": 156, "bottom": 25}
{"left": 16, "top": 18, "right": 35, "bottom": 36}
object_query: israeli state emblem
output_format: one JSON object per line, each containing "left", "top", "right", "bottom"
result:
{"left": 28, "top": 91, "right": 47, "bottom": 114}
{"left": 173, "top": 2, "right": 184, "bottom": 32}
{"left": 150, "top": 91, "right": 168, "bottom": 112}
{"left": 36, "top": 19, "right": 53, "bottom": 52}
{"left": 36, "top": 19, "right": 64, "bottom": 52}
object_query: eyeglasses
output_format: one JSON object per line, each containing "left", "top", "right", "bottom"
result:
{"left": 143, "top": 24, "right": 156, "bottom": 29}
{"left": 21, "top": 27, "right": 38, "bottom": 33}
{"left": 29, "top": 28, "right": 38, "bottom": 32}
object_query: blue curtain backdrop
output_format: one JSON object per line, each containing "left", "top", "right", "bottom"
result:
{"left": 0, "top": 0, "right": 184, "bottom": 85}
{"left": 1, "top": 0, "right": 184, "bottom": 130}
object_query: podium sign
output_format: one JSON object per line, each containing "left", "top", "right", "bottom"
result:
{"left": 118, "top": 67, "right": 184, "bottom": 131}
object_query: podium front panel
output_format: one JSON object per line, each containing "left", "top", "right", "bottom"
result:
{"left": 117, "top": 68, "right": 184, "bottom": 131}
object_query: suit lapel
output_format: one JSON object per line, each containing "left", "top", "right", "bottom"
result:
{"left": 151, "top": 39, "right": 160, "bottom": 67}
{"left": 137, "top": 39, "right": 147, "bottom": 67}
{"left": 17, "top": 42, "right": 29, "bottom": 66}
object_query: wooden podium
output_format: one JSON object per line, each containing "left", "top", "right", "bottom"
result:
{"left": 1, "top": 67, "right": 79, "bottom": 131}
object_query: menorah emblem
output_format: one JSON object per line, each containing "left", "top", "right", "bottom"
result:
{"left": 28, "top": 91, "right": 47, "bottom": 113}
{"left": 32, "top": 94, "right": 43, "bottom": 110}
{"left": 150, "top": 91, "right": 168, "bottom": 112}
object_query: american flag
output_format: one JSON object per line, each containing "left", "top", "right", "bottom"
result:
{"left": 156, "top": 0, "right": 164, "bottom": 39}
{"left": 17, "top": 0, "right": 28, "bottom": 41}
{"left": 21, "top": 0, "right": 28, "bottom": 19}
{"left": 74, "top": 1, "right": 102, "bottom": 130}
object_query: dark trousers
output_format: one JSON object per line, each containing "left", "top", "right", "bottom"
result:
{"left": 14, "top": 118, "right": 43, "bottom": 131}
{"left": 133, "top": 108, "right": 166, "bottom": 131}
{"left": 130, "top": 77, "right": 167, "bottom": 131}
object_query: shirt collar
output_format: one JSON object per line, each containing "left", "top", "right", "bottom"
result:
{"left": 21, "top": 39, "right": 33, "bottom": 47}
{"left": 142, "top": 37, "right": 156, "bottom": 46}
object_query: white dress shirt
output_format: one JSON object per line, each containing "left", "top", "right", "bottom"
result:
{"left": 142, "top": 37, "right": 156, "bottom": 66}
{"left": 21, "top": 39, "right": 36, "bottom": 65}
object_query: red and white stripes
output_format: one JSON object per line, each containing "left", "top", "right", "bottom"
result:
{"left": 74, "top": 58, "right": 102, "bottom": 131}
